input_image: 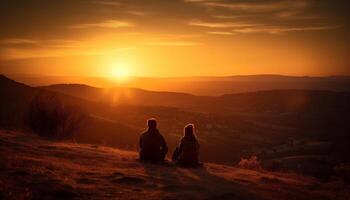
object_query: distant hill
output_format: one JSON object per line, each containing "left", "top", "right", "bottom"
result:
{"left": 44, "top": 83, "right": 350, "bottom": 116}
{"left": 7, "top": 74, "right": 350, "bottom": 95}
{"left": 41, "top": 84, "right": 207, "bottom": 109}
{"left": 44, "top": 82, "right": 350, "bottom": 139}
{"left": 0, "top": 75, "right": 139, "bottom": 149}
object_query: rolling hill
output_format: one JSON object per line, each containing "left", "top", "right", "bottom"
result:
{"left": 7, "top": 74, "right": 350, "bottom": 96}
{"left": 1, "top": 74, "right": 350, "bottom": 179}
{"left": 0, "top": 75, "right": 139, "bottom": 149}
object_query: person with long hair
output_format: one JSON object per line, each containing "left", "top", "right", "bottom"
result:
{"left": 172, "top": 124, "right": 200, "bottom": 167}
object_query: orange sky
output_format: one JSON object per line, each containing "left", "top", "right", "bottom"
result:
{"left": 0, "top": 0, "right": 349, "bottom": 77}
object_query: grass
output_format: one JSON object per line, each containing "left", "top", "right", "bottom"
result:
{"left": 0, "top": 130, "right": 349, "bottom": 200}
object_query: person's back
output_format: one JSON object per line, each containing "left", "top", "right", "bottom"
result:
{"left": 178, "top": 137, "right": 199, "bottom": 165}
{"left": 139, "top": 119, "right": 168, "bottom": 162}
{"left": 173, "top": 124, "right": 200, "bottom": 167}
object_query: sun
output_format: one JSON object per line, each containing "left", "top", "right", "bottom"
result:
{"left": 110, "top": 62, "right": 131, "bottom": 82}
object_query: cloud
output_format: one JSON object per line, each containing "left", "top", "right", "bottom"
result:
{"left": 276, "top": 11, "right": 322, "bottom": 20}
{"left": 233, "top": 25, "right": 338, "bottom": 34}
{"left": 90, "top": 0, "right": 121, "bottom": 6}
{"left": 212, "top": 15, "right": 239, "bottom": 19}
{"left": 186, "top": 1, "right": 336, "bottom": 35}
{"left": 194, "top": 0, "right": 310, "bottom": 12}
{"left": 0, "top": 34, "right": 202, "bottom": 60}
{"left": 0, "top": 38, "right": 129, "bottom": 60}
{"left": 126, "top": 10, "right": 146, "bottom": 16}
{"left": 0, "top": 38, "right": 91, "bottom": 48}
{"left": 207, "top": 31, "right": 234, "bottom": 35}
{"left": 183, "top": 0, "right": 203, "bottom": 1}
{"left": 141, "top": 33, "right": 204, "bottom": 46}
{"left": 1, "top": 38, "right": 38, "bottom": 45}
{"left": 0, "top": 46, "right": 130, "bottom": 60}
{"left": 189, "top": 20, "right": 261, "bottom": 28}
{"left": 144, "top": 41, "right": 202, "bottom": 46}
{"left": 69, "top": 20, "right": 134, "bottom": 29}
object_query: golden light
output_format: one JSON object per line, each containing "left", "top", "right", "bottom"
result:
{"left": 109, "top": 61, "right": 131, "bottom": 82}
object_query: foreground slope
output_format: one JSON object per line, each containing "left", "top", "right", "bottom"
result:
{"left": 1, "top": 130, "right": 348, "bottom": 200}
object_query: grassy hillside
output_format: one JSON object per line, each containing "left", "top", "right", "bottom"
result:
{"left": 1, "top": 130, "right": 348, "bottom": 200}
{"left": 1, "top": 74, "right": 350, "bottom": 179}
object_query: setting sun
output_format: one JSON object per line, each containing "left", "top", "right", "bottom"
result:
{"left": 110, "top": 62, "right": 131, "bottom": 82}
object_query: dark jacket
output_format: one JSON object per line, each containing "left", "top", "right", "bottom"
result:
{"left": 176, "top": 136, "right": 199, "bottom": 165}
{"left": 139, "top": 128, "right": 168, "bottom": 162}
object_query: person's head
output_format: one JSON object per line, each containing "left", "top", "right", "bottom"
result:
{"left": 184, "top": 124, "right": 196, "bottom": 140}
{"left": 147, "top": 118, "right": 157, "bottom": 130}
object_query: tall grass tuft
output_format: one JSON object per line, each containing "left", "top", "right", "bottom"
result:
{"left": 27, "top": 93, "right": 85, "bottom": 139}
{"left": 238, "top": 155, "right": 262, "bottom": 171}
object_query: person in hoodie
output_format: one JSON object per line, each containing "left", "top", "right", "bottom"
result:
{"left": 139, "top": 118, "right": 168, "bottom": 162}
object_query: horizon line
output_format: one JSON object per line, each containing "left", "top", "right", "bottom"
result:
{"left": 3, "top": 73, "right": 350, "bottom": 79}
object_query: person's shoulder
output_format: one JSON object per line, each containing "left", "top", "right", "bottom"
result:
{"left": 158, "top": 132, "right": 165, "bottom": 138}
{"left": 140, "top": 130, "right": 149, "bottom": 137}
{"left": 156, "top": 132, "right": 166, "bottom": 141}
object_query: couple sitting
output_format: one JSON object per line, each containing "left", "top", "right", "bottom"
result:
{"left": 139, "top": 118, "right": 200, "bottom": 167}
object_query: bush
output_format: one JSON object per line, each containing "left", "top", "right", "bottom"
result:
{"left": 265, "top": 160, "right": 284, "bottom": 172}
{"left": 334, "top": 164, "right": 350, "bottom": 183}
{"left": 27, "top": 93, "right": 85, "bottom": 139}
{"left": 238, "top": 155, "right": 262, "bottom": 170}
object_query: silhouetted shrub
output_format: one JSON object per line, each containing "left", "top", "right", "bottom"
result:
{"left": 27, "top": 93, "right": 85, "bottom": 139}
{"left": 265, "top": 160, "right": 284, "bottom": 172}
{"left": 238, "top": 156, "right": 262, "bottom": 170}
{"left": 334, "top": 164, "right": 350, "bottom": 183}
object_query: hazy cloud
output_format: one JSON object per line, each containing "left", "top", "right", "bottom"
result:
{"left": 276, "top": 11, "right": 322, "bottom": 20}
{"left": 0, "top": 38, "right": 121, "bottom": 60}
{"left": 193, "top": 0, "right": 310, "bottom": 12}
{"left": 207, "top": 31, "right": 234, "bottom": 35}
{"left": 1, "top": 38, "right": 39, "bottom": 45}
{"left": 69, "top": 20, "right": 134, "bottom": 29}
{"left": 143, "top": 41, "right": 203, "bottom": 46}
{"left": 90, "top": 0, "right": 121, "bottom": 6}
{"left": 126, "top": 10, "right": 146, "bottom": 16}
{"left": 189, "top": 20, "right": 261, "bottom": 28}
{"left": 233, "top": 25, "right": 338, "bottom": 34}
{"left": 143, "top": 33, "right": 203, "bottom": 46}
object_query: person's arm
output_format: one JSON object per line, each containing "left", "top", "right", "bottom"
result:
{"left": 160, "top": 135, "right": 168, "bottom": 154}
{"left": 178, "top": 140, "right": 184, "bottom": 154}
{"left": 139, "top": 135, "right": 143, "bottom": 150}
{"left": 196, "top": 141, "right": 200, "bottom": 154}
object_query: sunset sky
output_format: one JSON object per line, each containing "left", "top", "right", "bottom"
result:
{"left": 0, "top": 0, "right": 349, "bottom": 77}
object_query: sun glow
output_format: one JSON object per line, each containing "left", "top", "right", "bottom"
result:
{"left": 110, "top": 62, "right": 131, "bottom": 82}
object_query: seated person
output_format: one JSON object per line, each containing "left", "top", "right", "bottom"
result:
{"left": 139, "top": 118, "right": 168, "bottom": 162}
{"left": 172, "top": 124, "right": 201, "bottom": 167}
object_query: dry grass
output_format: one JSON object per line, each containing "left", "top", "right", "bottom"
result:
{"left": 0, "top": 130, "right": 349, "bottom": 200}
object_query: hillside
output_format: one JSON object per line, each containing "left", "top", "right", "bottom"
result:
{"left": 41, "top": 84, "right": 206, "bottom": 109}
{"left": 44, "top": 83, "right": 350, "bottom": 115}
{"left": 43, "top": 82, "right": 350, "bottom": 143}
{"left": 0, "top": 75, "right": 140, "bottom": 149}
{"left": 1, "top": 130, "right": 348, "bottom": 200}
{"left": 1, "top": 74, "right": 350, "bottom": 175}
